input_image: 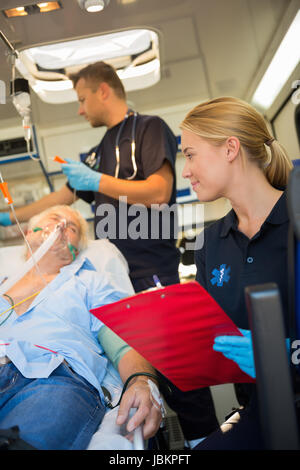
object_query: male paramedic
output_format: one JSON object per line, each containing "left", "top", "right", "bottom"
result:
{"left": 0, "top": 60, "right": 180, "bottom": 294}
{"left": 0, "top": 205, "right": 163, "bottom": 450}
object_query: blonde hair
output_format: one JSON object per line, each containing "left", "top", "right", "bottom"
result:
{"left": 180, "top": 97, "right": 293, "bottom": 188}
{"left": 28, "top": 205, "right": 89, "bottom": 251}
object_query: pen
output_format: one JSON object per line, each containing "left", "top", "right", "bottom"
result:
{"left": 153, "top": 274, "right": 163, "bottom": 288}
{"left": 0, "top": 276, "right": 7, "bottom": 286}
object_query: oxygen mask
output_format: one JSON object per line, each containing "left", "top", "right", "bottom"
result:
{"left": 0, "top": 214, "right": 79, "bottom": 296}
{"left": 31, "top": 217, "right": 78, "bottom": 262}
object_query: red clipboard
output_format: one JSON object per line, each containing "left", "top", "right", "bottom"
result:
{"left": 91, "top": 281, "right": 255, "bottom": 391}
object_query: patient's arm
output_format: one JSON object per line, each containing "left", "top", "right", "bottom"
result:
{"left": 116, "top": 349, "right": 162, "bottom": 439}
{"left": 98, "top": 326, "right": 162, "bottom": 439}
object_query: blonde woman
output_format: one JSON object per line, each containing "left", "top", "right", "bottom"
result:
{"left": 181, "top": 97, "right": 293, "bottom": 449}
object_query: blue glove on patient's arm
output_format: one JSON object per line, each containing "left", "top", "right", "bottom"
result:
{"left": 213, "top": 329, "right": 256, "bottom": 378}
{"left": 0, "top": 212, "right": 12, "bottom": 226}
{"left": 61, "top": 158, "right": 102, "bottom": 192}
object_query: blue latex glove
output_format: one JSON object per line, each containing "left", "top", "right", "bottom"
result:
{"left": 0, "top": 212, "right": 12, "bottom": 226}
{"left": 213, "top": 329, "right": 256, "bottom": 378}
{"left": 61, "top": 158, "right": 102, "bottom": 192}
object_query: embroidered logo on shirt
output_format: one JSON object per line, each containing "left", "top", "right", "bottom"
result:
{"left": 210, "top": 264, "right": 231, "bottom": 287}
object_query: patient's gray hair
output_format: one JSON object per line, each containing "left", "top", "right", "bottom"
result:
{"left": 28, "top": 205, "right": 89, "bottom": 251}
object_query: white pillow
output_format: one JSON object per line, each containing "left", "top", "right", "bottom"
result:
{"left": 81, "top": 239, "right": 134, "bottom": 295}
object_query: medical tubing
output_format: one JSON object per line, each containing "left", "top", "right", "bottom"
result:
{"left": 0, "top": 294, "right": 14, "bottom": 326}
{"left": 107, "top": 372, "right": 171, "bottom": 410}
{"left": 0, "top": 177, "right": 47, "bottom": 289}
{"left": 9, "top": 204, "right": 47, "bottom": 289}
{"left": 0, "top": 309, "right": 13, "bottom": 326}
{"left": 0, "top": 290, "right": 41, "bottom": 319}
{"left": 0, "top": 293, "right": 13, "bottom": 316}
{"left": 0, "top": 222, "right": 61, "bottom": 295}
{"left": 10, "top": 203, "right": 38, "bottom": 259}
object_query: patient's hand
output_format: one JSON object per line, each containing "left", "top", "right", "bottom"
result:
{"left": 116, "top": 378, "right": 162, "bottom": 439}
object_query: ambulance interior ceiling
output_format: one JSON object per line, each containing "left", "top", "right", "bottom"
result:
{"left": 0, "top": 0, "right": 299, "bottom": 128}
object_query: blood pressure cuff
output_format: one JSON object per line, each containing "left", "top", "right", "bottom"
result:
{"left": 98, "top": 325, "right": 132, "bottom": 369}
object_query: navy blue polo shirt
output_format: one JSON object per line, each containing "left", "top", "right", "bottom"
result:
{"left": 195, "top": 192, "right": 289, "bottom": 333}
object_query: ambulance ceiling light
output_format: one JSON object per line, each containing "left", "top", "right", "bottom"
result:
{"left": 3, "top": 2, "right": 62, "bottom": 17}
{"left": 16, "top": 29, "right": 160, "bottom": 103}
{"left": 252, "top": 9, "right": 300, "bottom": 110}
{"left": 77, "top": 0, "right": 110, "bottom": 12}
{"left": 22, "top": 30, "right": 152, "bottom": 69}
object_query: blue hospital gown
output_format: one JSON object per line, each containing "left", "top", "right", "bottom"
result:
{"left": 0, "top": 255, "right": 128, "bottom": 398}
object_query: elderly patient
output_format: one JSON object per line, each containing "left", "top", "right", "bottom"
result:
{"left": 0, "top": 205, "right": 162, "bottom": 450}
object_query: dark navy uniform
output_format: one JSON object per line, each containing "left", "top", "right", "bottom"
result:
{"left": 194, "top": 191, "right": 289, "bottom": 449}
{"left": 68, "top": 113, "right": 180, "bottom": 291}
{"left": 196, "top": 191, "right": 289, "bottom": 332}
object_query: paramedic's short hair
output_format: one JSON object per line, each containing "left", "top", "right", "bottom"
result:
{"left": 68, "top": 61, "right": 126, "bottom": 100}
{"left": 28, "top": 205, "right": 89, "bottom": 251}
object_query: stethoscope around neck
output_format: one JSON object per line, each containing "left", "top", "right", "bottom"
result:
{"left": 86, "top": 109, "right": 138, "bottom": 180}
{"left": 114, "top": 109, "right": 138, "bottom": 180}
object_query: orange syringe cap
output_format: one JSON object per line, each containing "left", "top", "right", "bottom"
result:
{"left": 53, "top": 155, "right": 67, "bottom": 164}
{"left": 0, "top": 182, "right": 13, "bottom": 205}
